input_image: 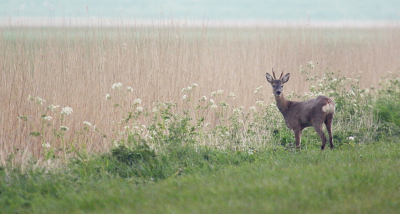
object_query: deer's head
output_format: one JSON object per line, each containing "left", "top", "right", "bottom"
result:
{"left": 265, "top": 69, "right": 290, "bottom": 96}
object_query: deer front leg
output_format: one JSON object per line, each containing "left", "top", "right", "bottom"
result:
{"left": 293, "top": 128, "right": 302, "bottom": 149}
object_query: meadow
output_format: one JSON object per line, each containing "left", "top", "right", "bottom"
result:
{"left": 1, "top": 21, "right": 400, "bottom": 213}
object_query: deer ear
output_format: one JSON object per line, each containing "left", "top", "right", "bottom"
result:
{"left": 282, "top": 73, "right": 290, "bottom": 83}
{"left": 266, "top": 73, "right": 274, "bottom": 83}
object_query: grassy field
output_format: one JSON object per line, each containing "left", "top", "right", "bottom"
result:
{"left": 1, "top": 22, "right": 400, "bottom": 213}
{"left": 2, "top": 142, "right": 400, "bottom": 213}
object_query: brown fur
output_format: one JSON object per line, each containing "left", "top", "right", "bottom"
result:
{"left": 266, "top": 70, "right": 335, "bottom": 150}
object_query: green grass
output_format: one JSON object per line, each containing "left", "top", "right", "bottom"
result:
{"left": 2, "top": 141, "right": 400, "bottom": 214}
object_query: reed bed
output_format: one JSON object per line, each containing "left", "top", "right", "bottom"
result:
{"left": 1, "top": 22, "right": 399, "bottom": 166}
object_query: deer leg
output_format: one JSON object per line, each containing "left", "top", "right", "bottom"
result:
{"left": 293, "top": 128, "right": 302, "bottom": 149}
{"left": 313, "top": 123, "right": 327, "bottom": 150}
{"left": 325, "top": 115, "right": 334, "bottom": 149}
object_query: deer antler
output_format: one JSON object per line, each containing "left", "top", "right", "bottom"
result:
{"left": 272, "top": 68, "right": 277, "bottom": 79}
{"left": 279, "top": 71, "right": 284, "bottom": 79}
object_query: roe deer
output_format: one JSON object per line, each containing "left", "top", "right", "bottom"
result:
{"left": 265, "top": 69, "right": 335, "bottom": 150}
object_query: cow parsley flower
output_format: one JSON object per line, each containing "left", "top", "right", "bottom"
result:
{"left": 43, "top": 116, "right": 52, "bottom": 121}
{"left": 127, "top": 86, "right": 133, "bottom": 92}
{"left": 35, "top": 97, "right": 45, "bottom": 105}
{"left": 211, "top": 104, "right": 218, "bottom": 109}
{"left": 134, "top": 98, "right": 141, "bottom": 105}
{"left": 83, "top": 121, "right": 92, "bottom": 126}
{"left": 106, "top": 93, "right": 111, "bottom": 100}
{"left": 42, "top": 142, "right": 51, "bottom": 148}
{"left": 61, "top": 107, "right": 73, "bottom": 115}
{"left": 136, "top": 107, "right": 143, "bottom": 112}
{"left": 112, "top": 83, "right": 123, "bottom": 90}
{"left": 47, "top": 104, "right": 60, "bottom": 112}
{"left": 27, "top": 95, "right": 34, "bottom": 101}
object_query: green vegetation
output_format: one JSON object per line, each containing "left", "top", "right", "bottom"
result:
{"left": 2, "top": 60, "right": 400, "bottom": 213}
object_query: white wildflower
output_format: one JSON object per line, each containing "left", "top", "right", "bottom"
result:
{"left": 211, "top": 104, "right": 218, "bottom": 109}
{"left": 127, "top": 86, "right": 133, "bottom": 92}
{"left": 256, "top": 86, "right": 263, "bottom": 91}
{"left": 152, "top": 107, "right": 158, "bottom": 113}
{"left": 249, "top": 106, "right": 257, "bottom": 112}
{"left": 61, "top": 107, "right": 73, "bottom": 115}
{"left": 136, "top": 107, "right": 143, "bottom": 112}
{"left": 182, "top": 88, "right": 186, "bottom": 92}
{"left": 217, "top": 90, "right": 224, "bottom": 95}
{"left": 35, "top": 97, "right": 45, "bottom": 105}
{"left": 209, "top": 99, "right": 214, "bottom": 104}
{"left": 200, "top": 96, "right": 207, "bottom": 101}
{"left": 106, "top": 93, "right": 111, "bottom": 100}
{"left": 27, "top": 95, "right": 34, "bottom": 101}
{"left": 332, "top": 79, "right": 337, "bottom": 82}
{"left": 229, "top": 92, "right": 235, "bottom": 98}
{"left": 255, "top": 101, "right": 264, "bottom": 106}
{"left": 187, "top": 86, "right": 192, "bottom": 91}
{"left": 141, "top": 125, "right": 146, "bottom": 129}
{"left": 47, "top": 104, "right": 60, "bottom": 111}
{"left": 43, "top": 116, "right": 52, "bottom": 121}
{"left": 83, "top": 121, "right": 92, "bottom": 126}
{"left": 42, "top": 142, "right": 51, "bottom": 148}
{"left": 134, "top": 98, "right": 141, "bottom": 104}
{"left": 60, "top": 126, "right": 69, "bottom": 131}
{"left": 211, "top": 91, "right": 217, "bottom": 96}
{"left": 112, "top": 83, "right": 123, "bottom": 90}
{"left": 192, "top": 83, "right": 198, "bottom": 88}
{"left": 233, "top": 108, "right": 241, "bottom": 114}
{"left": 348, "top": 136, "right": 355, "bottom": 141}
{"left": 124, "top": 126, "right": 129, "bottom": 130}
{"left": 318, "top": 83, "right": 323, "bottom": 87}
{"left": 182, "top": 95, "right": 187, "bottom": 100}
{"left": 308, "top": 61, "right": 314, "bottom": 68}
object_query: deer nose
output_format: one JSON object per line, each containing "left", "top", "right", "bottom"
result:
{"left": 275, "top": 91, "right": 281, "bottom": 95}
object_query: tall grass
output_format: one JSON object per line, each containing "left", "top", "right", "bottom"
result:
{"left": 1, "top": 22, "right": 400, "bottom": 166}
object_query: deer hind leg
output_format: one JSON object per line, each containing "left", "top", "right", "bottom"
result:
{"left": 325, "top": 114, "right": 334, "bottom": 149}
{"left": 313, "top": 122, "right": 327, "bottom": 150}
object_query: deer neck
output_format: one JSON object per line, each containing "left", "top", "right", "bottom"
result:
{"left": 274, "top": 94, "right": 290, "bottom": 114}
